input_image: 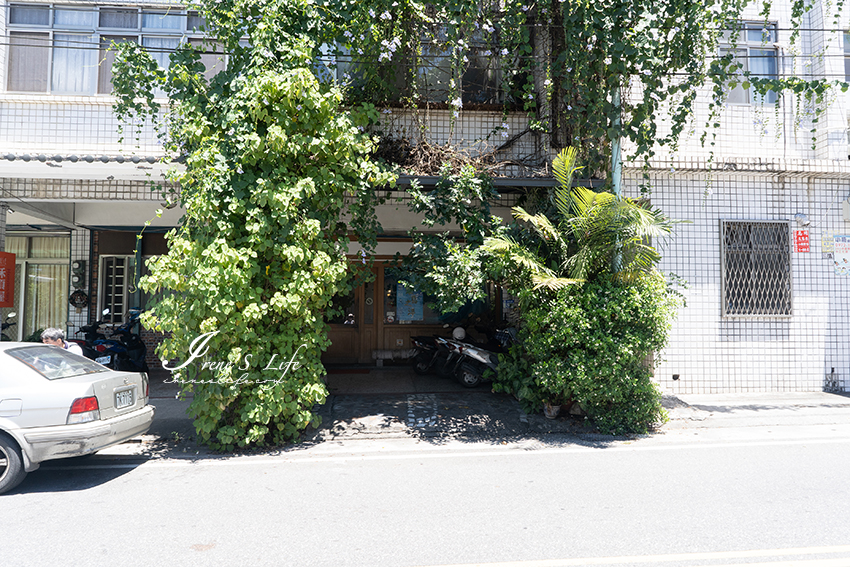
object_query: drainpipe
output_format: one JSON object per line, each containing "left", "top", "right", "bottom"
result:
{"left": 611, "top": 85, "right": 622, "bottom": 198}
{"left": 611, "top": 83, "right": 622, "bottom": 274}
{"left": 132, "top": 242, "right": 142, "bottom": 310}
{"left": 0, "top": 202, "right": 8, "bottom": 251}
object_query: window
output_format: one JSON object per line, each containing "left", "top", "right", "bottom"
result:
{"left": 721, "top": 220, "right": 791, "bottom": 317}
{"left": 188, "top": 38, "right": 226, "bottom": 83}
{"left": 844, "top": 32, "right": 850, "bottom": 81}
{"left": 53, "top": 33, "right": 97, "bottom": 93}
{"left": 98, "top": 35, "right": 137, "bottom": 93}
{"left": 8, "top": 345, "right": 106, "bottom": 380}
{"left": 100, "top": 255, "right": 134, "bottom": 324}
{"left": 54, "top": 6, "right": 96, "bottom": 28}
{"left": 98, "top": 8, "right": 138, "bottom": 29}
{"left": 5, "top": 4, "right": 212, "bottom": 95}
{"left": 413, "top": 31, "right": 500, "bottom": 104}
{"left": 8, "top": 32, "right": 50, "bottom": 92}
{"left": 142, "top": 11, "right": 182, "bottom": 31}
{"left": 1, "top": 234, "right": 70, "bottom": 340}
{"left": 334, "top": 28, "right": 501, "bottom": 104}
{"left": 383, "top": 278, "right": 443, "bottom": 325}
{"left": 9, "top": 4, "right": 50, "bottom": 25}
{"left": 720, "top": 22, "right": 778, "bottom": 104}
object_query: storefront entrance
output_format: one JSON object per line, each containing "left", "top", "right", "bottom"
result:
{"left": 323, "top": 262, "right": 452, "bottom": 365}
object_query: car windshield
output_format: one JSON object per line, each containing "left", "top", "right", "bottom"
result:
{"left": 7, "top": 345, "right": 107, "bottom": 380}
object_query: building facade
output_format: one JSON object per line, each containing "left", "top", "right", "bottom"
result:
{"left": 1, "top": 0, "right": 849, "bottom": 391}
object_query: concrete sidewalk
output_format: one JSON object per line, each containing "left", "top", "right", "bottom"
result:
{"left": 136, "top": 366, "right": 850, "bottom": 458}
{"left": 664, "top": 391, "right": 850, "bottom": 429}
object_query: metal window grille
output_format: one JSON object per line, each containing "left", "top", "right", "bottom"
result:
{"left": 721, "top": 220, "right": 792, "bottom": 317}
{"left": 101, "top": 256, "right": 129, "bottom": 324}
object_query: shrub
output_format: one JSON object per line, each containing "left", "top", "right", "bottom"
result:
{"left": 495, "top": 271, "right": 680, "bottom": 434}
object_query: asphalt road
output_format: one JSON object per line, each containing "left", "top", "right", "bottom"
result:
{"left": 3, "top": 426, "right": 850, "bottom": 567}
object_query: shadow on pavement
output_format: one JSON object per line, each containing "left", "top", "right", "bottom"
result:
{"left": 137, "top": 365, "right": 617, "bottom": 457}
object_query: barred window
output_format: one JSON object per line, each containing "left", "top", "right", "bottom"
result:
{"left": 100, "top": 255, "right": 133, "bottom": 324}
{"left": 721, "top": 220, "right": 792, "bottom": 316}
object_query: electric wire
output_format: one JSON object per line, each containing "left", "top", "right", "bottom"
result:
{"left": 0, "top": 36, "right": 847, "bottom": 61}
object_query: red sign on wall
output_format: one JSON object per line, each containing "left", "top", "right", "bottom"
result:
{"left": 795, "top": 229, "right": 810, "bottom": 253}
{"left": 0, "top": 251, "right": 15, "bottom": 308}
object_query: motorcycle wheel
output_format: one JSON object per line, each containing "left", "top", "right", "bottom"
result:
{"left": 412, "top": 353, "right": 432, "bottom": 375}
{"left": 435, "top": 356, "right": 455, "bottom": 379}
{"left": 456, "top": 365, "right": 482, "bottom": 388}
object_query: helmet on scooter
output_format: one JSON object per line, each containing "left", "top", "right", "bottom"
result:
{"left": 452, "top": 327, "right": 466, "bottom": 341}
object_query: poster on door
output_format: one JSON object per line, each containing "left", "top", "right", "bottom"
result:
{"left": 833, "top": 235, "right": 850, "bottom": 275}
{"left": 396, "top": 283, "right": 423, "bottom": 322}
{"left": 0, "top": 251, "right": 15, "bottom": 308}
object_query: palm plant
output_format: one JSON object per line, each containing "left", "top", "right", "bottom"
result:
{"left": 484, "top": 146, "right": 678, "bottom": 289}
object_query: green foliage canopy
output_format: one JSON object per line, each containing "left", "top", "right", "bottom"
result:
{"left": 113, "top": 0, "right": 394, "bottom": 449}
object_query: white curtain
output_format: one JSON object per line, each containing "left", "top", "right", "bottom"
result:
{"left": 142, "top": 36, "right": 179, "bottom": 70}
{"left": 54, "top": 7, "right": 96, "bottom": 28}
{"left": 142, "top": 37, "right": 179, "bottom": 97}
{"left": 142, "top": 12, "right": 182, "bottom": 31}
{"left": 750, "top": 48, "right": 778, "bottom": 104}
{"left": 25, "top": 265, "right": 68, "bottom": 339}
{"left": 52, "top": 34, "right": 97, "bottom": 94}
{"left": 29, "top": 237, "right": 70, "bottom": 259}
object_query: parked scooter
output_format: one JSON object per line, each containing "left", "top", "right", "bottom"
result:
{"left": 410, "top": 327, "right": 469, "bottom": 378}
{"left": 1, "top": 312, "right": 17, "bottom": 341}
{"left": 410, "top": 335, "right": 440, "bottom": 375}
{"left": 453, "top": 327, "right": 518, "bottom": 388}
{"left": 71, "top": 308, "right": 148, "bottom": 372}
{"left": 108, "top": 307, "right": 148, "bottom": 373}
{"left": 71, "top": 309, "right": 113, "bottom": 365}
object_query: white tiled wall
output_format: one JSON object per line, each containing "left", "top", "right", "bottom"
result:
{"left": 1, "top": 177, "right": 176, "bottom": 201}
{"left": 67, "top": 228, "right": 90, "bottom": 339}
{"left": 629, "top": 162, "right": 850, "bottom": 393}
{"left": 0, "top": 94, "right": 164, "bottom": 155}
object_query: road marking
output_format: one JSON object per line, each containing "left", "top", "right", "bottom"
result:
{"left": 407, "top": 394, "right": 438, "bottom": 428}
{"left": 410, "top": 546, "right": 850, "bottom": 566}
{"left": 39, "top": 435, "right": 850, "bottom": 471}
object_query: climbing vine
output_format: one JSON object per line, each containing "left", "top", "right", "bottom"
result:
{"left": 113, "top": 0, "right": 393, "bottom": 449}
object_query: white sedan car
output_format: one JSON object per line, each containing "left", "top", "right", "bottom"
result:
{"left": 0, "top": 342, "right": 155, "bottom": 494}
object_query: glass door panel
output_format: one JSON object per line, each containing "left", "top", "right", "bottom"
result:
{"left": 24, "top": 264, "right": 68, "bottom": 338}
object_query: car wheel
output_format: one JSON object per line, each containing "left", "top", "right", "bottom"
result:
{"left": 412, "top": 353, "right": 431, "bottom": 375}
{"left": 0, "top": 432, "right": 27, "bottom": 495}
{"left": 457, "top": 366, "right": 481, "bottom": 388}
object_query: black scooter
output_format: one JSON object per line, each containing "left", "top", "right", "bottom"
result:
{"left": 453, "top": 328, "right": 518, "bottom": 388}
{"left": 109, "top": 308, "right": 149, "bottom": 373}
{"left": 70, "top": 309, "right": 113, "bottom": 365}
{"left": 410, "top": 327, "right": 468, "bottom": 378}
{"left": 1, "top": 312, "right": 17, "bottom": 341}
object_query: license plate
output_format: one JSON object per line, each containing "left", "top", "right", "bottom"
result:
{"left": 96, "top": 355, "right": 111, "bottom": 365}
{"left": 114, "top": 388, "right": 135, "bottom": 409}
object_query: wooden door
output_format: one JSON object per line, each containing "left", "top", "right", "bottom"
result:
{"left": 323, "top": 266, "right": 380, "bottom": 364}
